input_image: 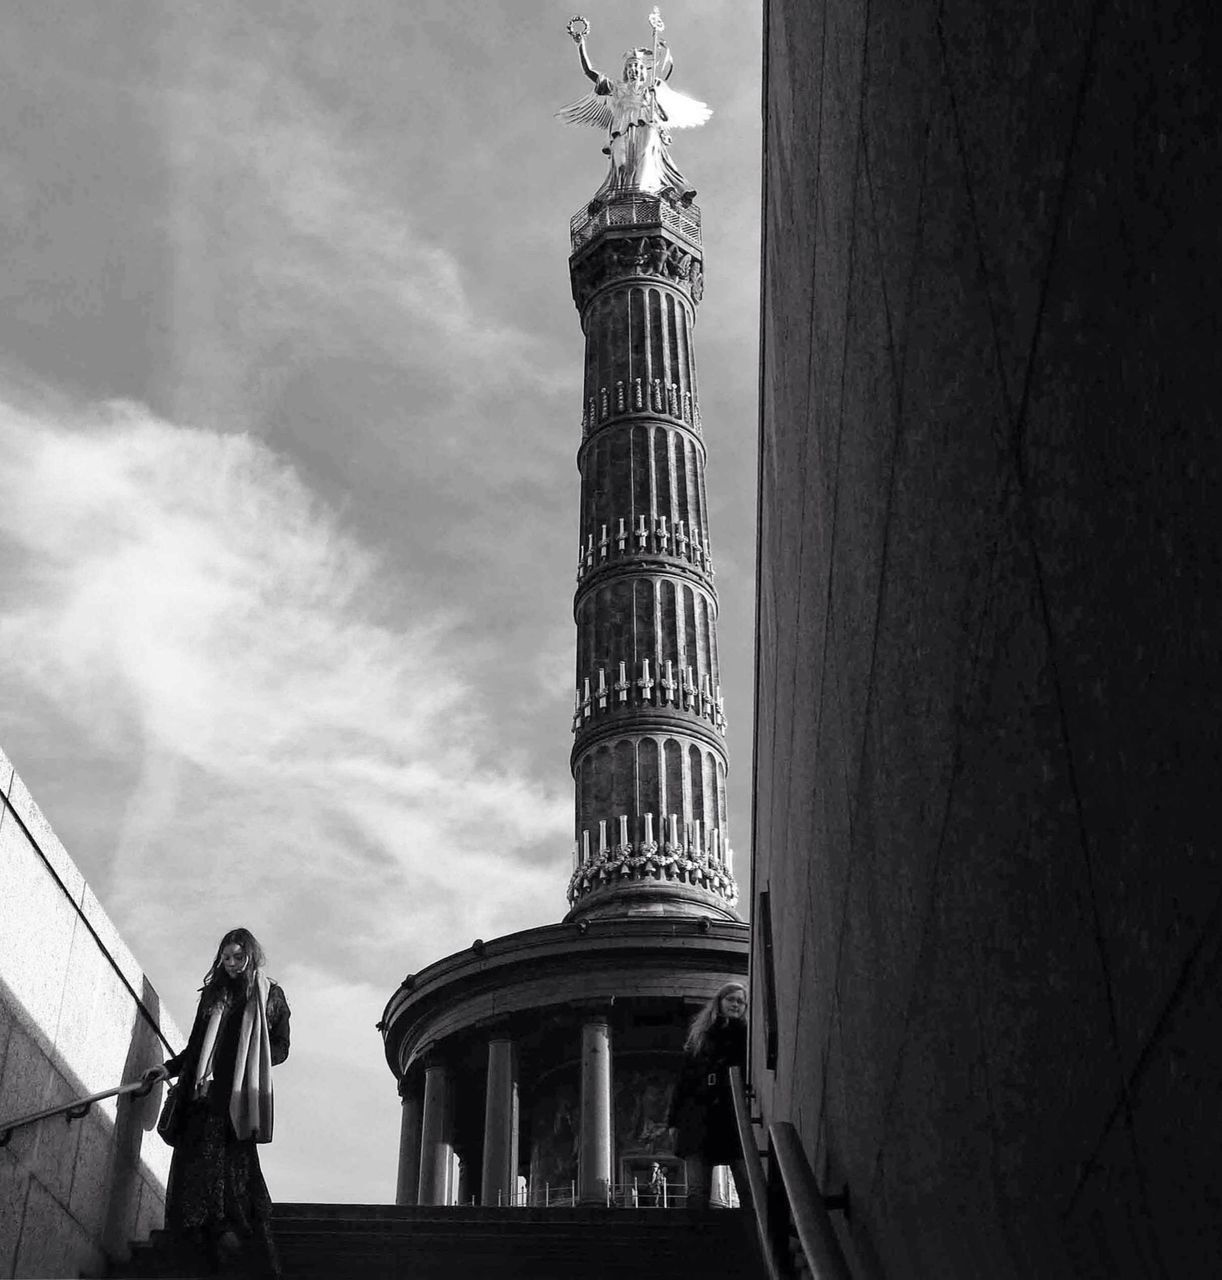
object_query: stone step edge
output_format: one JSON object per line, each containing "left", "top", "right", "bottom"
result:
{"left": 274, "top": 1204, "right": 744, "bottom": 1219}
{"left": 273, "top": 1220, "right": 745, "bottom": 1234}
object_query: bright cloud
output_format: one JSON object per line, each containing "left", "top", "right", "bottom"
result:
{"left": 0, "top": 388, "right": 574, "bottom": 1196}
{"left": 0, "top": 390, "right": 571, "bottom": 991}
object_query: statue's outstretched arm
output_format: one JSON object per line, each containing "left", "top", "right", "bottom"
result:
{"left": 576, "top": 35, "right": 600, "bottom": 83}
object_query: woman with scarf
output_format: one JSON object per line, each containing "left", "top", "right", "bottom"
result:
{"left": 667, "top": 981, "right": 748, "bottom": 1210}
{"left": 143, "top": 927, "right": 290, "bottom": 1276}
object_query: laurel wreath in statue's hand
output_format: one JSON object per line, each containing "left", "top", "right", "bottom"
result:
{"left": 567, "top": 16, "right": 590, "bottom": 43}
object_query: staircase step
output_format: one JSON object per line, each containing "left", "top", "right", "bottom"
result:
{"left": 273, "top": 1222, "right": 750, "bottom": 1242}
{"left": 276, "top": 1236, "right": 752, "bottom": 1257}
{"left": 104, "top": 1234, "right": 211, "bottom": 1279}
{"left": 108, "top": 1204, "right": 766, "bottom": 1280}
{"left": 274, "top": 1203, "right": 747, "bottom": 1223}
{"left": 277, "top": 1262, "right": 762, "bottom": 1280}
{"left": 277, "top": 1233, "right": 746, "bottom": 1252}
{"left": 276, "top": 1242, "right": 763, "bottom": 1280}
{"left": 277, "top": 1259, "right": 762, "bottom": 1280}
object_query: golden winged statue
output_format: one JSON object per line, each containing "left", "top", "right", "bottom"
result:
{"left": 556, "top": 11, "right": 711, "bottom": 207}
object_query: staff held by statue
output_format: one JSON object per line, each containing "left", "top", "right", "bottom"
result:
{"left": 648, "top": 6, "right": 665, "bottom": 127}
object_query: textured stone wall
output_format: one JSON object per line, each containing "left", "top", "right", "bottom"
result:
{"left": 752, "top": 2, "right": 1220, "bottom": 1277}
{"left": 0, "top": 745, "right": 184, "bottom": 1279}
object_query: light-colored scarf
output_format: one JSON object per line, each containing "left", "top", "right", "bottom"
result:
{"left": 192, "top": 970, "right": 275, "bottom": 1143}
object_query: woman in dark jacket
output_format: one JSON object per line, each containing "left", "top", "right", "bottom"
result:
{"left": 143, "top": 927, "right": 290, "bottom": 1276}
{"left": 667, "top": 981, "right": 748, "bottom": 1209}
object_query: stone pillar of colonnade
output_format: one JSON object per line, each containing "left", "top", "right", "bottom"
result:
{"left": 577, "top": 1017, "right": 613, "bottom": 1203}
{"left": 395, "top": 1075, "right": 423, "bottom": 1206}
{"left": 417, "top": 1059, "right": 453, "bottom": 1206}
{"left": 455, "top": 1155, "right": 474, "bottom": 1207}
{"left": 481, "top": 1037, "right": 520, "bottom": 1207}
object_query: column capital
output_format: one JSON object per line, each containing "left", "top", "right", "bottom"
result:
{"left": 481, "top": 1017, "right": 518, "bottom": 1043}
{"left": 574, "top": 1004, "right": 614, "bottom": 1026}
{"left": 417, "top": 1044, "right": 450, "bottom": 1075}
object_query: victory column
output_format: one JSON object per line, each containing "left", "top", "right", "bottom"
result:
{"left": 381, "top": 11, "right": 748, "bottom": 1209}
{"left": 558, "top": 11, "right": 737, "bottom": 920}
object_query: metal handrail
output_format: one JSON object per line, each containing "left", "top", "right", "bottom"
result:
{"left": 769, "top": 1122, "right": 852, "bottom": 1279}
{"left": 729, "top": 1066, "right": 785, "bottom": 1280}
{"left": 0, "top": 1078, "right": 155, "bottom": 1148}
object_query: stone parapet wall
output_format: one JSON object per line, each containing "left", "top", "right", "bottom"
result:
{"left": 0, "top": 744, "right": 184, "bottom": 1280}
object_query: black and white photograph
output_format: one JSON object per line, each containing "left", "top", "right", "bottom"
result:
{"left": 1, "top": 1, "right": 1217, "bottom": 1277}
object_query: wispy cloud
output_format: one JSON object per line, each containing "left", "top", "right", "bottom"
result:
{"left": 0, "top": 389, "right": 571, "bottom": 989}
{"left": 0, "top": 386, "right": 575, "bottom": 1196}
{"left": 149, "top": 33, "right": 576, "bottom": 447}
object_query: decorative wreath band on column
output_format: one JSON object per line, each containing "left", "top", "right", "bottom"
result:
{"left": 567, "top": 840, "right": 737, "bottom": 906}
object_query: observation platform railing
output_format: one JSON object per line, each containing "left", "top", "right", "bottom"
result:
{"left": 476, "top": 1179, "right": 727, "bottom": 1209}
{"left": 570, "top": 193, "right": 703, "bottom": 253}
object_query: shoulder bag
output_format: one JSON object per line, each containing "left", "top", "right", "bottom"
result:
{"left": 156, "top": 1081, "right": 183, "bottom": 1147}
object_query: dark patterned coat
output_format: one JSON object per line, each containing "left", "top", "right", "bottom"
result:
{"left": 162, "top": 976, "right": 290, "bottom": 1269}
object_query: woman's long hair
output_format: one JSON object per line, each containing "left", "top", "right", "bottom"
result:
{"left": 684, "top": 981, "right": 747, "bottom": 1055}
{"left": 200, "top": 927, "right": 265, "bottom": 1002}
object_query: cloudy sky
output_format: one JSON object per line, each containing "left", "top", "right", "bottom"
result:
{"left": 0, "top": 1, "right": 761, "bottom": 1202}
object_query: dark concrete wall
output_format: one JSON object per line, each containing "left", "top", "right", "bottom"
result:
{"left": 751, "top": 2, "right": 1220, "bottom": 1277}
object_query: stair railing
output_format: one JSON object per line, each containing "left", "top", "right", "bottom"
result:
{"left": 730, "top": 1066, "right": 785, "bottom": 1280}
{"left": 730, "top": 1067, "right": 853, "bottom": 1280}
{"left": 769, "top": 1122, "right": 852, "bottom": 1278}
{"left": 0, "top": 1078, "right": 156, "bottom": 1148}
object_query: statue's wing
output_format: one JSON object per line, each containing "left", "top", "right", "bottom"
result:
{"left": 555, "top": 89, "right": 614, "bottom": 131}
{"left": 654, "top": 82, "right": 712, "bottom": 129}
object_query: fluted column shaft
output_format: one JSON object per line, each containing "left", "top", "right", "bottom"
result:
{"left": 395, "top": 1083, "right": 423, "bottom": 1206}
{"left": 566, "top": 201, "right": 738, "bottom": 918}
{"left": 480, "top": 1038, "right": 520, "bottom": 1207}
{"left": 417, "top": 1062, "right": 453, "bottom": 1207}
{"left": 577, "top": 1018, "right": 613, "bottom": 1203}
